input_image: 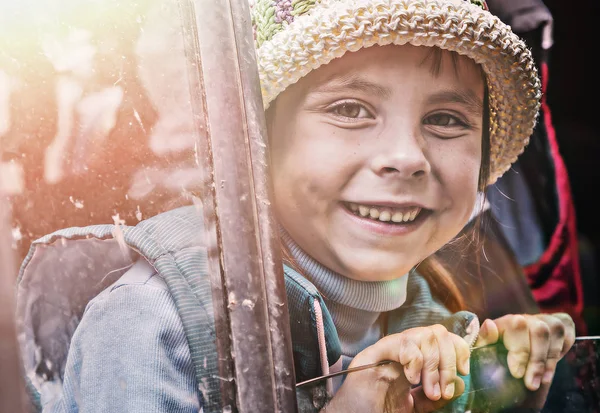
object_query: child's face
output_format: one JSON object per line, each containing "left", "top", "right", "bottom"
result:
{"left": 269, "top": 45, "right": 484, "bottom": 282}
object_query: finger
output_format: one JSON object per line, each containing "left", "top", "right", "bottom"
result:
{"left": 493, "top": 315, "right": 531, "bottom": 379}
{"left": 419, "top": 329, "right": 441, "bottom": 401}
{"left": 357, "top": 332, "right": 419, "bottom": 365}
{"left": 398, "top": 337, "right": 424, "bottom": 385}
{"left": 552, "top": 312, "right": 576, "bottom": 356}
{"left": 524, "top": 318, "right": 551, "bottom": 391}
{"left": 431, "top": 326, "right": 457, "bottom": 400}
{"left": 534, "top": 314, "right": 566, "bottom": 384}
{"left": 474, "top": 319, "right": 499, "bottom": 348}
{"left": 411, "top": 377, "right": 466, "bottom": 413}
{"left": 451, "top": 334, "right": 471, "bottom": 376}
{"left": 352, "top": 333, "right": 405, "bottom": 367}
{"left": 351, "top": 333, "right": 421, "bottom": 385}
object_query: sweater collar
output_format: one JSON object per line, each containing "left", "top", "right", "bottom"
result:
{"left": 280, "top": 230, "right": 407, "bottom": 312}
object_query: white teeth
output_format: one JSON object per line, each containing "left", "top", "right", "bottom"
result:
{"left": 378, "top": 211, "right": 391, "bottom": 222}
{"left": 349, "top": 203, "right": 422, "bottom": 224}
{"left": 391, "top": 212, "right": 404, "bottom": 223}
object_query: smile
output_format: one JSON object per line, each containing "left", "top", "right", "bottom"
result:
{"left": 345, "top": 202, "right": 422, "bottom": 224}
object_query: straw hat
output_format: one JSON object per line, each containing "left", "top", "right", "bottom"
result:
{"left": 250, "top": 0, "right": 541, "bottom": 185}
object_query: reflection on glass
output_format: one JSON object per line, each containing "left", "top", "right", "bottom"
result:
{"left": 1, "top": 0, "right": 202, "bottom": 262}
{"left": 2, "top": 0, "right": 224, "bottom": 411}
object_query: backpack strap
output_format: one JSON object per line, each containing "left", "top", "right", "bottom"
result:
{"left": 283, "top": 266, "right": 342, "bottom": 412}
{"left": 120, "top": 205, "right": 223, "bottom": 412}
{"left": 283, "top": 266, "right": 341, "bottom": 383}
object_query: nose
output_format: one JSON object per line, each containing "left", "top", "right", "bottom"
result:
{"left": 369, "top": 128, "right": 431, "bottom": 180}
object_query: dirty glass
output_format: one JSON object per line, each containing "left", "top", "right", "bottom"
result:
{"left": 3, "top": 1, "right": 599, "bottom": 413}
{"left": 1, "top": 0, "right": 296, "bottom": 412}
{"left": 296, "top": 339, "right": 600, "bottom": 413}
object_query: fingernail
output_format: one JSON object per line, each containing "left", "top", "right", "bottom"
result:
{"left": 542, "top": 371, "right": 554, "bottom": 384}
{"left": 433, "top": 383, "right": 441, "bottom": 399}
{"left": 516, "top": 366, "right": 526, "bottom": 378}
{"left": 532, "top": 376, "right": 541, "bottom": 390}
{"left": 444, "top": 383, "right": 455, "bottom": 399}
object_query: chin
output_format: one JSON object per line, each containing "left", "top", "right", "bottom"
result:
{"left": 338, "top": 249, "right": 419, "bottom": 281}
{"left": 339, "top": 258, "right": 411, "bottom": 282}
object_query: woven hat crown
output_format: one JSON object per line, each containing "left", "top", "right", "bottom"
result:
{"left": 250, "top": 0, "right": 489, "bottom": 47}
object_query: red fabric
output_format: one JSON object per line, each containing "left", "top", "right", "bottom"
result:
{"left": 523, "top": 62, "right": 587, "bottom": 334}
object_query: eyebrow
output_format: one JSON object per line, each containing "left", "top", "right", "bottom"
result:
{"left": 312, "top": 74, "right": 392, "bottom": 100}
{"left": 426, "top": 89, "right": 483, "bottom": 116}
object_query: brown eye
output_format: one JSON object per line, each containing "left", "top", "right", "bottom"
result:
{"left": 331, "top": 102, "right": 372, "bottom": 119}
{"left": 424, "top": 113, "right": 463, "bottom": 126}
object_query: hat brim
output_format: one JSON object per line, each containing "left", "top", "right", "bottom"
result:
{"left": 255, "top": 0, "right": 541, "bottom": 185}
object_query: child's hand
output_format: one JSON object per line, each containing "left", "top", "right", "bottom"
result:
{"left": 474, "top": 313, "right": 576, "bottom": 391}
{"left": 322, "top": 325, "right": 471, "bottom": 413}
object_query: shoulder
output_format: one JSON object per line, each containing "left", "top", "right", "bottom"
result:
{"left": 75, "top": 258, "right": 182, "bottom": 350}
{"left": 56, "top": 258, "right": 201, "bottom": 412}
{"left": 89, "top": 257, "right": 168, "bottom": 304}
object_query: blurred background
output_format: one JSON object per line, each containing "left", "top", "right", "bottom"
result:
{"left": 543, "top": 0, "right": 600, "bottom": 333}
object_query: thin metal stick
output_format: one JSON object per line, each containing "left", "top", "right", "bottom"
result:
{"left": 296, "top": 336, "right": 600, "bottom": 388}
{"left": 296, "top": 360, "right": 394, "bottom": 387}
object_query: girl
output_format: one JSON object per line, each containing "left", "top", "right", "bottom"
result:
{"left": 16, "top": 0, "right": 576, "bottom": 412}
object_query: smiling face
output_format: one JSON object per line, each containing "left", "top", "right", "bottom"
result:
{"left": 268, "top": 44, "right": 485, "bottom": 282}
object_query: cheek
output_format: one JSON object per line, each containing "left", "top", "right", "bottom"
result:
{"left": 270, "top": 124, "right": 343, "bottom": 219}
{"left": 272, "top": 120, "right": 359, "bottom": 193}
{"left": 435, "top": 139, "right": 482, "bottom": 214}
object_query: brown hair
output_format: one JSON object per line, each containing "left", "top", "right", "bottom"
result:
{"left": 415, "top": 255, "right": 465, "bottom": 313}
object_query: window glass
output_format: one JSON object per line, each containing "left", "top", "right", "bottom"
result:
{"left": 1, "top": 1, "right": 225, "bottom": 410}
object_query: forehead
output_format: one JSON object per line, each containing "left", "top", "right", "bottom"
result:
{"left": 298, "top": 44, "right": 484, "bottom": 96}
